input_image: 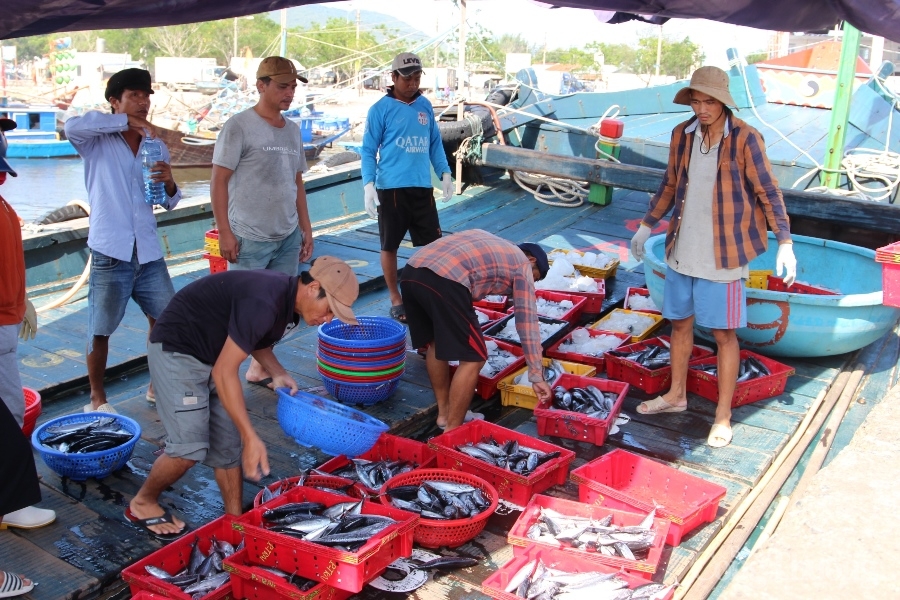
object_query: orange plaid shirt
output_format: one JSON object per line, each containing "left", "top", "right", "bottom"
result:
{"left": 407, "top": 229, "right": 545, "bottom": 383}
{"left": 642, "top": 115, "right": 792, "bottom": 269}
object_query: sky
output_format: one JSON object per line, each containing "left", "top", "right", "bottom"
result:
{"left": 330, "top": 0, "right": 775, "bottom": 69}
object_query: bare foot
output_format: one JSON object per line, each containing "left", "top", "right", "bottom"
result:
{"left": 245, "top": 358, "right": 270, "bottom": 384}
{"left": 128, "top": 499, "right": 185, "bottom": 537}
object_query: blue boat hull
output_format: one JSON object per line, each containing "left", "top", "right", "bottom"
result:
{"left": 643, "top": 233, "right": 900, "bottom": 357}
{"left": 8, "top": 140, "right": 77, "bottom": 158}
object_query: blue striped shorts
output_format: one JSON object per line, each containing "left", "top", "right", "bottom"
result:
{"left": 662, "top": 268, "right": 746, "bottom": 330}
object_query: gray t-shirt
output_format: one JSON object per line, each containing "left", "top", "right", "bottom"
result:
{"left": 212, "top": 108, "right": 308, "bottom": 242}
{"left": 668, "top": 133, "right": 747, "bottom": 282}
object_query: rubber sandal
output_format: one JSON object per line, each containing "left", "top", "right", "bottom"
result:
{"left": 83, "top": 402, "right": 118, "bottom": 414}
{"left": 146, "top": 390, "right": 156, "bottom": 404}
{"left": 707, "top": 423, "right": 733, "bottom": 448}
{"left": 124, "top": 507, "right": 189, "bottom": 542}
{"left": 247, "top": 378, "right": 274, "bottom": 389}
{"left": 636, "top": 396, "right": 687, "bottom": 415}
{"left": 389, "top": 304, "right": 407, "bottom": 323}
{"left": 0, "top": 572, "right": 35, "bottom": 598}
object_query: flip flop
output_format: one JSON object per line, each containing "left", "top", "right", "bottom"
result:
{"left": 124, "top": 507, "right": 189, "bottom": 542}
{"left": 146, "top": 390, "right": 156, "bottom": 404}
{"left": 636, "top": 396, "right": 687, "bottom": 415}
{"left": 707, "top": 423, "right": 733, "bottom": 448}
{"left": 389, "top": 304, "right": 407, "bottom": 323}
{"left": 247, "top": 378, "right": 274, "bottom": 389}
{"left": 0, "top": 571, "right": 35, "bottom": 598}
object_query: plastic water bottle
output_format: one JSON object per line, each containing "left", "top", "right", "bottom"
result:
{"left": 141, "top": 137, "right": 166, "bottom": 205}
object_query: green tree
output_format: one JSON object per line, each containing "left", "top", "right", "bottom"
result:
{"left": 545, "top": 47, "right": 597, "bottom": 71}
{"left": 634, "top": 33, "right": 703, "bottom": 79}
{"left": 746, "top": 51, "right": 768, "bottom": 65}
{"left": 584, "top": 41, "right": 635, "bottom": 72}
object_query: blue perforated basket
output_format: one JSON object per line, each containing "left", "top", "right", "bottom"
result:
{"left": 32, "top": 413, "right": 141, "bottom": 481}
{"left": 276, "top": 388, "right": 389, "bottom": 456}
{"left": 318, "top": 316, "right": 407, "bottom": 350}
{"left": 320, "top": 374, "right": 402, "bottom": 405}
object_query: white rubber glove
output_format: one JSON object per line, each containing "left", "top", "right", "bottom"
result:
{"left": 441, "top": 173, "right": 453, "bottom": 202}
{"left": 630, "top": 224, "right": 652, "bottom": 262}
{"left": 776, "top": 243, "right": 797, "bottom": 287}
{"left": 363, "top": 183, "right": 379, "bottom": 220}
{"left": 20, "top": 298, "right": 37, "bottom": 340}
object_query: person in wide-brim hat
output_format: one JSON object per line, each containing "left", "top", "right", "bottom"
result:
{"left": 672, "top": 65, "right": 738, "bottom": 109}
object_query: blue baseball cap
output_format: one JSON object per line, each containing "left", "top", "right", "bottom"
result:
{"left": 518, "top": 243, "right": 549, "bottom": 280}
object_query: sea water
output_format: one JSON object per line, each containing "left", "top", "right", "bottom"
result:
{"left": 3, "top": 158, "right": 212, "bottom": 222}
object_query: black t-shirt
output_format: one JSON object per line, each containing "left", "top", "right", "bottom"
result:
{"left": 149, "top": 270, "right": 300, "bottom": 365}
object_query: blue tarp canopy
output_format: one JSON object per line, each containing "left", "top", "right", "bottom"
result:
{"left": 3, "top": 0, "right": 900, "bottom": 41}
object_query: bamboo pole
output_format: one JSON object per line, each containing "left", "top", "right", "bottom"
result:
{"left": 676, "top": 366, "right": 853, "bottom": 599}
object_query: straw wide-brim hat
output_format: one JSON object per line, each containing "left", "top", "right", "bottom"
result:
{"left": 673, "top": 66, "right": 738, "bottom": 109}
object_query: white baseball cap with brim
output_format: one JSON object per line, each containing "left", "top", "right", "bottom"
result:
{"left": 673, "top": 66, "right": 738, "bottom": 109}
{"left": 309, "top": 256, "right": 359, "bottom": 325}
{"left": 392, "top": 52, "right": 423, "bottom": 76}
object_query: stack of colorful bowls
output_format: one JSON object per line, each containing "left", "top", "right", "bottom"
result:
{"left": 317, "top": 316, "right": 407, "bottom": 405}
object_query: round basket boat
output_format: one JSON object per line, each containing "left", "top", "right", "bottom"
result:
{"left": 379, "top": 468, "right": 498, "bottom": 549}
{"left": 643, "top": 233, "right": 900, "bottom": 357}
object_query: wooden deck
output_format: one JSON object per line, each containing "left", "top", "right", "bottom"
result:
{"left": 6, "top": 174, "right": 894, "bottom": 600}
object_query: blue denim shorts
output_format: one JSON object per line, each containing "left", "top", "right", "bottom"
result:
{"left": 662, "top": 268, "right": 747, "bottom": 330}
{"left": 230, "top": 227, "right": 302, "bottom": 276}
{"left": 88, "top": 248, "right": 175, "bottom": 337}
{"left": 148, "top": 342, "right": 241, "bottom": 469}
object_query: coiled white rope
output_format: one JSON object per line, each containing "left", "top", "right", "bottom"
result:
{"left": 512, "top": 171, "right": 588, "bottom": 207}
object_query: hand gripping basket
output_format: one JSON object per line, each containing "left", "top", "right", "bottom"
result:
{"left": 276, "top": 388, "right": 389, "bottom": 456}
{"left": 379, "top": 468, "right": 498, "bottom": 549}
{"left": 318, "top": 316, "right": 407, "bottom": 350}
{"left": 32, "top": 412, "right": 141, "bottom": 481}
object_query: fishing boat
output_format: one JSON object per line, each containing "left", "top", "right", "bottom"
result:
{"left": 7, "top": 2, "right": 900, "bottom": 600}
{"left": 0, "top": 104, "right": 77, "bottom": 158}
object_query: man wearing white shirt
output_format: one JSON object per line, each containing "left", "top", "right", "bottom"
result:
{"left": 64, "top": 68, "right": 181, "bottom": 413}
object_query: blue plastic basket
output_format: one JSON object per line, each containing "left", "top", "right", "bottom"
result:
{"left": 320, "top": 374, "right": 402, "bottom": 406}
{"left": 318, "top": 316, "right": 407, "bottom": 350}
{"left": 318, "top": 340, "right": 407, "bottom": 359}
{"left": 32, "top": 413, "right": 141, "bottom": 481}
{"left": 276, "top": 388, "right": 389, "bottom": 456}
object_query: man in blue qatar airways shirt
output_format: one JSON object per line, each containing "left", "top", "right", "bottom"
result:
{"left": 65, "top": 68, "right": 181, "bottom": 413}
{"left": 361, "top": 52, "right": 453, "bottom": 323}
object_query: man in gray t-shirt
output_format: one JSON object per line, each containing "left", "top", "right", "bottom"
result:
{"left": 211, "top": 56, "right": 312, "bottom": 386}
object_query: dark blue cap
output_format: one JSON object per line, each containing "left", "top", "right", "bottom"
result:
{"left": 518, "top": 243, "right": 549, "bottom": 280}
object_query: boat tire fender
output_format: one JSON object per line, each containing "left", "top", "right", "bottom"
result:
{"left": 37, "top": 203, "right": 89, "bottom": 225}
{"left": 320, "top": 151, "right": 361, "bottom": 169}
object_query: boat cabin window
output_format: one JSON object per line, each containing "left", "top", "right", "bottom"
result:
{"left": 28, "top": 113, "right": 40, "bottom": 130}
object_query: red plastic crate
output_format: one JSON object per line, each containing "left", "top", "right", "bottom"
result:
{"left": 507, "top": 495, "right": 669, "bottom": 576}
{"left": 224, "top": 547, "right": 353, "bottom": 600}
{"left": 427, "top": 420, "right": 575, "bottom": 506}
{"left": 623, "top": 287, "right": 661, "bottom": 314}
{"left": 449, "top": 338, "right": 525, "bottom": 400}
{"left": 131, "top": 593, "right": 173, "bottom": 600}
{"left": 686, "top": 350, "right": 795, "bottom": 407}
{"left": 474, "top": 307, "right": 509, "bottom": 330}
{"left": 884, "top": 262, "right": 900, "bottom": 307}
{"left": 474, "top": 295, "right": 507, "bottom": 311}
{"left": 233, "top": 486, "right": 417, "bottom": 593}
{"left": 482, "top": 544, "right": 675, "bottom": 600}
{"left": 204, "top": 229, "right": 220, "bottom": 257}
{"left": 534, "top": 374, "right": 629, "bottom": 446}
{"left": 122, "top": 515, "right": 240, "bottom": 600}
{"left": 539, "top": 278, "right": 606, "bottom": 314}
{"left": 252, "top": 474, "right": 363, "bottom": 508}
{"left": 316, "top": 433, "right": 437, "bottom": 493}
{"left": 507, "top": 290, "right": 587, "bottom": 325}
{"left": 570, "top": 448, "right": 728, "bottom": 547}
{"left": 203, "top": 253, "right": 227, "bottom": 274}
{"left": 605, "top": 336, "right": 715, "bottom": 395}
{"left": 765, "top": 275, "right": 837, "bottom": 295}
{"left": 545, "top": 328, "right": 630, "bottom": 372}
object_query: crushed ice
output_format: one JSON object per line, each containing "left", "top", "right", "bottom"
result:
{"left": 559, "top": 327, "right": 624, "bottom": 356}
{"left": 535, "top": 258, "right": 600, "bottom": 293}
{"left": 494, "top": 318, "right": 565, "bottom": 343}
{"left": 598, "top": 310, "right": 657, "bottom": 336}
{"left": 548, "top": 249, "right": 614, "bottom": 269}
{"left": 628, "top": 293, "right": 659, "bottom": 311}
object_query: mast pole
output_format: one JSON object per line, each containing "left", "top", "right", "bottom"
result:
{"left": 820, "top": 22, "right": 861, "bottom": 189}
{"left": 280, "top": 9, "right": 287, "bottom": 57}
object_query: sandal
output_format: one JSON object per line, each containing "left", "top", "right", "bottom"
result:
{"left": 389, "top": 304, "right": 407, "bottom": 323}
{"left": 707, "top": 423, "right": 733, "bottom": 448}
{"left": 636, "top": 396, "right": 687, "bottom": 415}
{"left": 0, "top": 572, "right": 34, "bottom": 598}
{"left": 124, "top": 507, "right": 189, "bottom": 542}
{"left": 83, "top": 402, "right": 118, "bottom": 414}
